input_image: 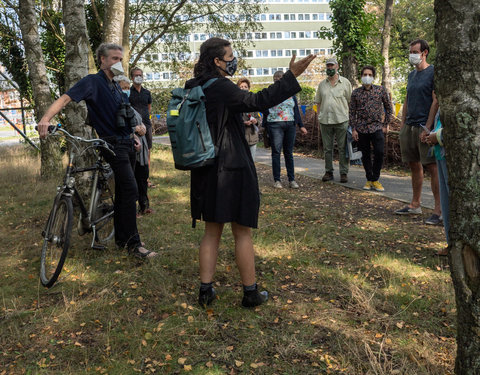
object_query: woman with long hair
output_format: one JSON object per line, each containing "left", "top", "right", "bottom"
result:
{"left": 188, "top": 37, "right": 315, "bottom": 308}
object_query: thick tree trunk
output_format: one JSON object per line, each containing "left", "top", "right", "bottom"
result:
{"left": 18, "top": 0, "right": 62, "bottom": 178}
{"left": 103, "top": 0, "right": 125, "bottom": 44}
{"left": 122, "top": 0, "right": 130, "bottom": 75}
{"left": 342, "top": 52, "right": 359, "bottom": 88}
{"left": 63, "top": 0, "right": 96, "bottom": 197}
{"left": 434, "top": 1, "right": 480, "bottom": 374}
{"left": 380, "top": 0, "right": 393, "bottom": 97}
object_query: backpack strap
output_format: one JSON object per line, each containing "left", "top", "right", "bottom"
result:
{"left": 202, "top": 78, "right": 218, "bottom": 90}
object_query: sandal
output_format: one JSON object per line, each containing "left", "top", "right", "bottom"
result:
{"left": 129, "top": 246, "right": 157, "bottom": 259}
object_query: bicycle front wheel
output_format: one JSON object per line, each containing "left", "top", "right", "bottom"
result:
{"left": 40, "top": 196, "right": 73, "bottom": 288}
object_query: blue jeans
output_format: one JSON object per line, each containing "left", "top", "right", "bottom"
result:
{"left": 437, "top": 158, "right": 450, "bottom": 244}
{"left": 268, "top": 121, "right": 296, "bottom": 182}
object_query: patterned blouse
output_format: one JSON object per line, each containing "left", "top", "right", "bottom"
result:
{"left": 349, "top": 84, "right": 393, "bottom": 133}
{"left": 267, "top": 97, "right": 295, "bottom": 122}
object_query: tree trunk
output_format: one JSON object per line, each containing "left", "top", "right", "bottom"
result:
{"left": 341, "top": 52, "right": 359, "bottom": 88}
{"left": 122, "top": 0, "right": 130, "bottom": 75}
{"left": 380, "top": 0, "right": 393, "bottom": 97}
{"left": 434, "top": 1, "right": 480, "bottom": 374}
{"left": 18, "top": 0, "right": 62, "bottom": 178}
{"left": 63, "top": 0, "right": 96, "bottom": 197}
{"left": 103, "top": 0, "right": 125, "bottom": 44}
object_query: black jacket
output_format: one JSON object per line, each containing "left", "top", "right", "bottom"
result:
{"left": 186, "top": 71, "right": 301, "bottom": 228}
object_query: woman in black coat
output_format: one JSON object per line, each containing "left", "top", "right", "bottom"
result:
{"left": 189, "top": 38, "right": 315, "bottom": 308}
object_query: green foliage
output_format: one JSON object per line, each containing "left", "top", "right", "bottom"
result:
{"left": 297, "top": 85, "right": 316, "bottom": 104}
{"left": 0, "top": 13, "right": 32, "bottom": 102}
{"left": 150, "top": 87, "right": 174, "bottom": 116}
{"left": 369, "top": 0, "right": 435, "bottom": 102}
{"left": 40, "top": 9, "right": 66, "bottom": 94}
{"left": 318, "top": 0, "right": 381, "bottom": 74}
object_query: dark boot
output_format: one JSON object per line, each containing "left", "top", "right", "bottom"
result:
{"left": 242, "top": 288, "right": 268, "bottom": 308}
{"left": 198, "top": 286, "right": 216, "bottom": 308}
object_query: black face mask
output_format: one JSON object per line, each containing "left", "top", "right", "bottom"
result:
{"left": 220, "top": 57, "right": 237, "bottom": 76}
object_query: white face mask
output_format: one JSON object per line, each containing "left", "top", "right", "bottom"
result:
{"left": 409, "top": 53, "right": 422, "bottom": 66}
{"left": 110, "top": 61, "right": 124, "bottom": 76}
{"left": 361, "top": 76, "right": 374, "bottom": 85}
{"left": 133, "top": 76, "right": 143, "bottom": 85}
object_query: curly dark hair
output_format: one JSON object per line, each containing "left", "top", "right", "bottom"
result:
{"left": 194, "top": 37, "right": 231, "bottom": 80}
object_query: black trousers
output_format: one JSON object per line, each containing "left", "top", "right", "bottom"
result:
{"left": 135, "top": 162, "right": 149, "bottom": 212}
{"left": 357, "top": 130, "right": 385, "bottom": 182}
{"left": 102, "top": 139, "right": 141, "bottom": 249}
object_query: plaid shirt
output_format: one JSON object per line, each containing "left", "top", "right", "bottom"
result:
{"left": 349, "top": 84, "right": 393, "bottom": 133}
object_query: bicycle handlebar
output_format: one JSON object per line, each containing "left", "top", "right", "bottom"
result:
{"left": 35, "top": 124, "right": 115, "bottom": 156}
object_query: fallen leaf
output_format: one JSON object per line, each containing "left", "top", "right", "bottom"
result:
{"left": 178, "top": 358, "right": 187, "bottom": 365}
{"left": 235, "top": 360, "right": 244, "bottom": 367}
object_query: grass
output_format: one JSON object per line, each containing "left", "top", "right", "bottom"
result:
{"left": 0, "top": 144, "right": 455, "bottom": 374}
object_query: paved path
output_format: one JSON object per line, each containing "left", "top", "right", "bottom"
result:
{"left": 154, "top": 136, "right": 435, "bottom": 210}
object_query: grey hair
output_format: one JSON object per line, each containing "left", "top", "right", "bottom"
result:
{"left": 113, "top": 75, "right": 130, "bottom": 84}
{"left": 96, "top": 43, "right": 123, "bottom": 65}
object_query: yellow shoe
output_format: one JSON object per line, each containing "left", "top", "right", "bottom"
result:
{"left": 372, "top": 181, "right": 385, "bottom": 192}
{"left": 363, "top": 181, "right": 372, "bottom": 190}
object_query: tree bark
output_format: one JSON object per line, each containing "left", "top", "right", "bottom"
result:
{"left": 18, "top": 0, "right": 62, "bottom": 178}
{"left": 122, "top": 0, "right": 130, "bottom": 75}
{"left": 342, "top": 52, "right": 359, "bottom": 88}
{"left": 380, "top": 0, "right": 393, "bottom": 97}
{"left": 63, "top": 0, "right": 96, "bottom": 197}
{"left": 434, "top": 1, "right": 480, "bottom": 374}
{"left": 103, "top": 0, "right": 125, "bottom": 44}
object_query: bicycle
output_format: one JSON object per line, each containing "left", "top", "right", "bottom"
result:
{"left": 39, "top": 125, "right": 116, "bottom": 288}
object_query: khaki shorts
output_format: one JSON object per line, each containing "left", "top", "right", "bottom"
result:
{"left": 399, "top": 124, "right": 436, "bottom": 165}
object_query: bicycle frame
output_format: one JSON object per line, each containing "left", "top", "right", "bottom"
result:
{"left": 50, "top": 127, "right": 115, "bottom": 249}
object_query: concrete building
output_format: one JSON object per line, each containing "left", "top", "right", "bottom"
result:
{"left": 137, "top": 0, "right": 333, "bottom": 86}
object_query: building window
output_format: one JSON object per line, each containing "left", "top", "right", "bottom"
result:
{"left": 291, "top": 32, "right": 296, "bottom": 38}
{"left": 271, "top": 50, "right": 277, "bottom": 57}
{"left": 256, "top": 68, "right": 262, "bottom": 76}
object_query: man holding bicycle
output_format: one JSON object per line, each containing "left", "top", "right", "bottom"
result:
{"left": 37, "top": 43, "right": 157, "bottom": 259}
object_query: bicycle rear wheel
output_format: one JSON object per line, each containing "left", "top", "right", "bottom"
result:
{"left": 92, "top": 170, "right": 115, "bottom": 244}
{"left": 40, "top": 196, "right": 73, "bottom": 288}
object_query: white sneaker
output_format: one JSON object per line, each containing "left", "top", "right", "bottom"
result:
{"left": 273, "top": 181, "right": 283, "bottom": 189}
{"left": 289, "top": 180, "right": 299, "bottom": 189}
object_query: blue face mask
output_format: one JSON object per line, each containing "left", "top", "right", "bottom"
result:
{"left": 122, "top": 89, "right": 130, "bottom": 98}
{"left": 220, "top": 57, "right": 238, "bottom": 76}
